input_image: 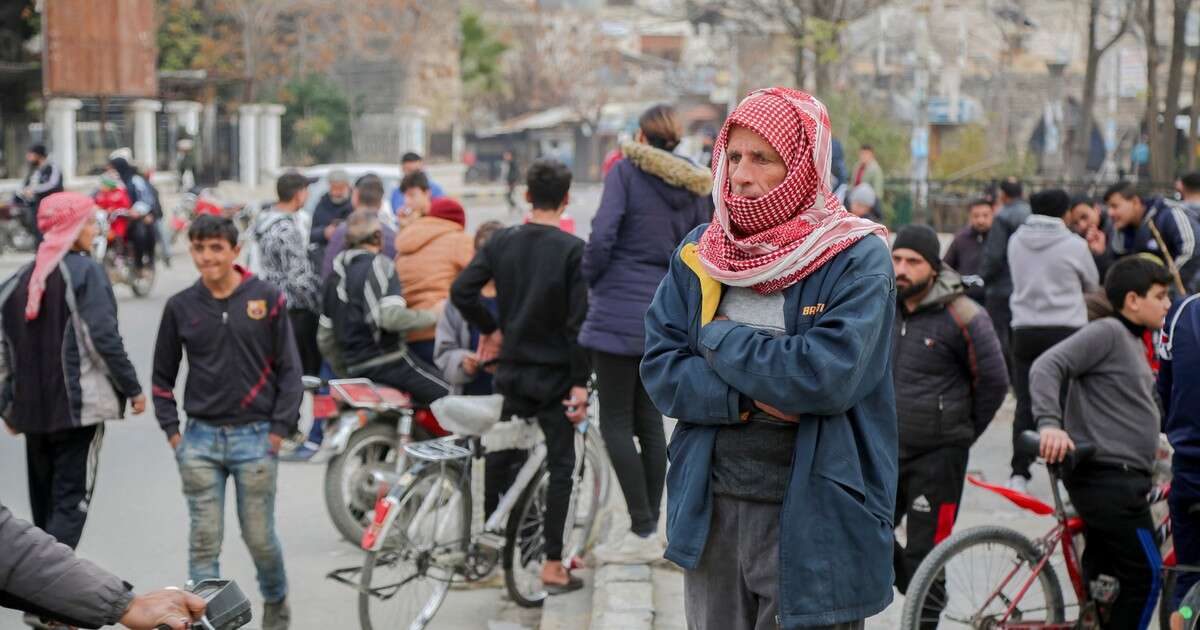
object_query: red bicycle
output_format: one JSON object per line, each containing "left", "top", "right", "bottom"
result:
{"left": 900, "top": 431, "right": 1195, "bottom": 630}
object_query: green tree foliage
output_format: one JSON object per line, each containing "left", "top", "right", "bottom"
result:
{"left": 157, "top": 0, "right": 206, "bottom": 71}
{"left": 460, "top": 9, "right": 507, "bottom": 98}
{"left": 277, "top": 75, "right": 354, "bottom": 165}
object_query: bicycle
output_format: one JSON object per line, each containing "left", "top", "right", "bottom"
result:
{"left": 901, "top": 430, "right": 1200, "bottom": 629}
{"left": 329, "top": 391, "right": 610, "bottom": 630}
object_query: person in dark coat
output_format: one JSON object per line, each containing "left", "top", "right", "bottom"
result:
{"left": 580, "top": 104, "right": 713, "bottom": 563}
{"left": 890, "top": 225, "right": 1009, "bottom": 624}
{"left": 943, "top": 197, "right": 994, "bottom": 303}
{"left": 308, "top": 168, "right": 354, "bottom": 269}
{"left": 980, "top": 178, "right": 1030, "bottom": 373}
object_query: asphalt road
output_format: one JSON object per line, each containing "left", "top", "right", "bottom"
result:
{"left": 0, "top": 187, "right": 603, "bottom": 630}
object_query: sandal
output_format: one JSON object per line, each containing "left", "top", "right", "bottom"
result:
{"left": 543, "top": 574, "right": 584, "bottom": 595}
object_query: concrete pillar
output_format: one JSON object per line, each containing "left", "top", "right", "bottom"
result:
{"left": 395, "top": 106, "right": 429, "bottom": 158}
{"left": 165, "top": 100, "right": 203, "bottom": 137}
{"left": 45, "top": 98, "right": 82, "bottom": 185}
{"left": 257, "top": 103, "right": 286, "bottom": 180}
{"left": 238, "top": 104, "right": 262, "bottom": 187}
{"left": 128, "top": 99, "right": 162, "bottom": 171}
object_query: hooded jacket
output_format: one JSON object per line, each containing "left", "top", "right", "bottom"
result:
{"left": 152, "top": 268, "right": 303, "bottom": 438}
{"left": 1008, "top": 216, "right": 1100, "bottom": 329}
{"left": 394, "top": 215, "right": 474, "bottom": 343}
{"left": 641, "top": 226, "right": 897, "bottom": 627}
{"left": 893, "top": 266, "right": 1009, "bottom": 456}
{"left": 980, "top": 199, "right": 1031, "bottom": 303}
{"left": 0, "top": 253, "right": 142, "bottom": 434}
{"left": 579, "top": 141, "right": 713, "bottom": 356}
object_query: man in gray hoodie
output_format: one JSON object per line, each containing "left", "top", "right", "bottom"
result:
{"left": 1005, "top": 189, "right": 1099, "bottom": 492}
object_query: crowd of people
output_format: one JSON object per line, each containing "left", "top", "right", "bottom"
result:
{"left": 3, "top": 85, "right": 1200, "bottom": 630}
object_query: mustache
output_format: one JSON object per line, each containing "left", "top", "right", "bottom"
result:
{"left": 896, "top": 274, "right": 911, "bottom": 284}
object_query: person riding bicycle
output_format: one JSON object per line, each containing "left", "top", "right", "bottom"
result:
{"left": 450, "top": 158, "right": 590, "bottom": 595}
{"left": 1033, "top": 256, "right": 1173, "bottom": 629}
{"left": 319, "top": 209, "right": 450, "bottom": 406}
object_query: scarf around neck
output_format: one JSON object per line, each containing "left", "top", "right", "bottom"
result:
{"left": 697, "top": 87, "right": 888, "bottom": 294}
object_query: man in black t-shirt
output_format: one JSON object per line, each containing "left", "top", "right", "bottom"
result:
{"left": 451, "top": 159, "right": 590, "bottom": 595}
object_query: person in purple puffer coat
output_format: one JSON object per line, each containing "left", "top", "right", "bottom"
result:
{"left": 581, "top": 104, "right": 713, "bottom": 563}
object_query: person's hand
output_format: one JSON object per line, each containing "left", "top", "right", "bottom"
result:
{"left": 754, "top": 400, "right": 800, "bottom": 423}
{"left": 118, "top": 588, "right": 206, "bottom": 629}
{"left": 168, "top": 433, "right": 182, "bottom": 450}
{"left": 142, "top": 214, "right": 154, "bottom": 225}
{"left": 462, "top": 353, "right": 480, "bottom": 376}
{"left": 562, "top": 386, "right": 589, "bottom": 424}
{"left": 1039, "top": 428, "right": 1075, "bottom": 464}
{"left": 3, "top": 420, "right": 18, "bottom": 436}
{"left": 1085, "top": 226, "right": 1107, "bottom": 256}
{"left": 268, "top": 433, "right": 283, "bottom": 454}
{"left": 478, "top": 330, "right": 503, "bottom": 365}
{"left": 21, "top": 187, "right": 32, "bottom": 199}
{"left": 130, "top": 394, "right": 147, "bottom": 415}
{"left": 324, "top": 224, "right": 338, "bottom": 241}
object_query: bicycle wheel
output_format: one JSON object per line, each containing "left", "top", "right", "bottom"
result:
{"left": 504, "top": 466, "right": 550, "bottom": 608}
{"left": 900, "top": 526, "right": 1066, "bottom": 630}
{"left": 359, "top": 465, "right": 469, "bottom": 630}
{"left": 561, "top": 431, "right": 608, "bottom": 561}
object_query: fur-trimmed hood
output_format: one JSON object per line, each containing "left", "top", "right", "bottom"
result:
{"left": 620, "top": 140, "right": 712, "bottom": 197}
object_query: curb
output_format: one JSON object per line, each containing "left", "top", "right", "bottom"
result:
{"left": 590, "top": 563, "right": 655, "bottom": 630}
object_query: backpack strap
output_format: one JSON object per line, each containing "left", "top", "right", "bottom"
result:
{"left": 944, "top": 296, "right": 980, "bottom": 391}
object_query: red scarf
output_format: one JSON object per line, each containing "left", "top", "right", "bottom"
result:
{"left": 696, "top": 87, "right": 887, "bottom": 294}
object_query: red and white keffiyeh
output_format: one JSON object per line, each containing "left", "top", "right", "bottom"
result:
{"left": 697, "top": 87, "right": 888, "bottom": 294}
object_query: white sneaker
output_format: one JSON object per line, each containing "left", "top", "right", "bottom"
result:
{"left": 593, "top": 532, "right": 665, "bottom": 565}
{"left": 1006, "top": 475, "right": 1029, "bottom": 495}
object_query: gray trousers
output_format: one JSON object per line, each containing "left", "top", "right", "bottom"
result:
{"left": 684, "top": 495, "right": 866, "bottom": 630}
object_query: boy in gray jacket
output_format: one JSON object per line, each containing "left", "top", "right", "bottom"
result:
{"left": 1006, "top": 189, "right": 1100, "bottom": 491}
{"left": 1032, "top": 256, "right": 1172, "bottom": 629}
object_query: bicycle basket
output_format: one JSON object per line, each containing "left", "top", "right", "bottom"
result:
{"left": 430, "top": 394, "right": 504, "bottom": 436}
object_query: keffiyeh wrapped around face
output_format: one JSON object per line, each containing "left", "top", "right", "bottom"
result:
{"left": 697, "top": 87, "right": 888, "bottom": 294}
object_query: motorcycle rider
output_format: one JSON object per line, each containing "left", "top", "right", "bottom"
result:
{"left": 107, "top": 157, "right": 160, "bottom": 277}
{"left": 21, "top": 144, "right": 63, "bottom": 245}
{"left": 318, "top": 210, "right": 449, "bottom": 405}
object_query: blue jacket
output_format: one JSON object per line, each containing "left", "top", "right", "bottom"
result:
{"left": 1162, "top": 294, "right": 1200, "bottom": 481}
{"left": 1113, "top": 198, "right": 1200, "bottom": 294}
{"left": 580, "top": 143, "right": 713, "bottom": 356}
{"left": 640, "top": 226, "right": 898, "bottom": 628}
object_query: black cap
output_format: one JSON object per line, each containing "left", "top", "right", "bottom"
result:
{"left": 28, "top": 143, "right": 47, "bottom": 158}
{"left": 892, "top": 224, "right": 941, "bottom": 268}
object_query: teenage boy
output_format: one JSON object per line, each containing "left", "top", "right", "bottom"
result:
{"left": 152, "top": 215, "right": 303, "bottom": 630}
{"left": 1162, "top": 292, "right": 1200, "bottom": 625}
{"left": 450, "top": 159, "right": 590, "bottom": 595}
{"left": 1033, "top": 256, "right": 1173, "bottom": 630}
{"left": 1104, "top": 181, "right": 1200, "bottom": 294}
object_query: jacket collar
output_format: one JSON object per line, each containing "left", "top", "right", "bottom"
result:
{"left": 907, "top": 265, "right": 965, "bottom": 315}
{"left": 620, "top": 140, "right": 713, "bottom": 197}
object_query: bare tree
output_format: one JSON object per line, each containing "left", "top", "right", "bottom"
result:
{"left": 1141, "top": 0, "right": 1191, "bottom": 183}
{"left": 1068, "top": 0, "right": 1134, "bottom": 181}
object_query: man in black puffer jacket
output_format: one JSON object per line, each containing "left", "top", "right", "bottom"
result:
{"left": 890, "top": 225, "right": 1009, "bottom": 615}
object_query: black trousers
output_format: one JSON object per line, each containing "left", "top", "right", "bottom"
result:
{"left": 127, "top": 217, "right": 157, "bottom": 269}
{"left": 287, "top": 309, "right": 321, "bottom": 377}
{"left": 983, "top": 295, "right": 1013, "bottom": 378}
{"left": 534, "top": 402, "right": 576, "bottom": 561}
{"left": 484, "top": 447, "right": 529, "bottom": 517}
{"left": 1010, "top": 326, "right": 1076, "bottom": 479}
{"left": 592, "top": 349, "right": 666, "bottom": 536}
{"left": 893, "top": 446, "right": 968, "bottom": 595}
{"left": 25, "top": 424, "right": 104, "bottom": 549}
{"left": 1064, "top": 466, "right": 1155, "bottom": 630}
{"left": 357, "top": 352, "right": 452, "bottom": 408}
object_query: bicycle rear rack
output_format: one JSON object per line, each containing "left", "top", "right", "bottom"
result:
{"left": 404, "top": 439, "right": 472, "bottom": 462}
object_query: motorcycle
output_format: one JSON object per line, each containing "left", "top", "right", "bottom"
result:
{"left": 300, "top": 376, "right": 448, "bottom": 544}
{"left": 170, "top": 187, "right": 244, "bottom": 245}
{"left": 0, "top": 194, "right": 38, "bottom": 254}
{"left": 96, "top": 208, "right": 155, "bottom": 297}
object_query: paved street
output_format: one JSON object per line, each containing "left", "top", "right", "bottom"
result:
{"left": 0, "top": 186, "right": 1094, "bottom": 629}
{"left": 0, "top": 188, "right": 601, "bottom": 630}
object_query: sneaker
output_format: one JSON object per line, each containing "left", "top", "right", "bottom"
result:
{"left": 1006, "top": 475, "right": 1029, "bottom": 495}
{"left": 263, "top": 598, "right": 291, "bottom": 630}
{"left": 279, "top": 441, "right": 320, "bottom": 462}
{"left": 593, "top": 531, "right": 665, "bottom": 565}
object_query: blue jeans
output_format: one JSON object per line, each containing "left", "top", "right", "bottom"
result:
{"left": 176, "top": 420, "right": 287, "bottom": 603}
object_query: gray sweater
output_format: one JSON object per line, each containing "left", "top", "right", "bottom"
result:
{"left": 1008, "top": 216, "right": 1099, "bottom": 329}
{"left": 1031, "top": 317, "right": 1159, "bottom": 472}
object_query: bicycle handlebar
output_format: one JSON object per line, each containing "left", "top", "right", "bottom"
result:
{"left": 153, "top": 579, "right": 251, "bottom": 630}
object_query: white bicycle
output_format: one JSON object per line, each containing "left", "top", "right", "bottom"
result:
{"left": 331, "top": 389, "right": 611, "bottom": 630}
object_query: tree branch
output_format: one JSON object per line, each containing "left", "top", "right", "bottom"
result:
{"left": 1097, "top": 0, "right": 1136, "bottom": 56}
